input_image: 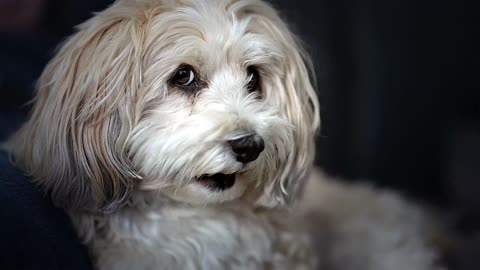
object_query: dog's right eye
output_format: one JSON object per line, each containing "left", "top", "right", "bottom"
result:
{"left": 171, "top": 66, "right": 196, "bottom": 87}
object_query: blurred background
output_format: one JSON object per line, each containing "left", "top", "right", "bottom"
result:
{"left": 0, "top": 0, "right": 478, "bottom": 269}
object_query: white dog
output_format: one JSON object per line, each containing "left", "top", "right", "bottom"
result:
{"left": 7, "top": 0, "right": 446, "bottom": 269}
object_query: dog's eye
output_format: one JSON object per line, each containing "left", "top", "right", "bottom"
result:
{"left": 246, "top": 66, "right": 260, "bottom": 93}
{"left": 172, "top": 66, "right": 196, "bottom": 86}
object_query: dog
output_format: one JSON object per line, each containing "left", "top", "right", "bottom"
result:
{"left": 6, "top": 0, "right": 446, "bottom": 269}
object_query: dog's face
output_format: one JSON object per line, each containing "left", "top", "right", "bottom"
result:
{"left": 10, "top": 0, "right": 319, "bottom": 211}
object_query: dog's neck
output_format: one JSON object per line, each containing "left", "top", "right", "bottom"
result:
{"left": 69, "top": 190, "right": 284, "bottom": 244}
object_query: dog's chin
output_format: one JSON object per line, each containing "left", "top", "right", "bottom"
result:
{"left": 164, "top": 173, "right": 249, "bottom": 205}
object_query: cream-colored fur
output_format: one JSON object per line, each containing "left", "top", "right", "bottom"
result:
{"left": 6, "top": 0, "right": 444, "bottom": 269}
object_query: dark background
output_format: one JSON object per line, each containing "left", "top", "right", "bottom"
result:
{"left": 0, "top": 0, "right": 479, "bottom": 269}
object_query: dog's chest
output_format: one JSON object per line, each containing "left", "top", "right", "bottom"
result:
{"left": 82, "top": 206, "right": 312, "bottom": 270}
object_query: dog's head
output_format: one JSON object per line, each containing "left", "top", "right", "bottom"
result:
{"left": 9, "top": 0, "right": 319, "bottom": 212}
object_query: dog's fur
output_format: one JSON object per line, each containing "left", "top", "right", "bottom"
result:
{"left": 7, "top": 0, "right": 445, "bottom": 269}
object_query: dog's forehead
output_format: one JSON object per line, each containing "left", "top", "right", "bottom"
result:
{"left": 151, "top": 0, "right": 284, "bottom": 72}
{"left": 199, "top": 19, "right": 279, "bottom": 71}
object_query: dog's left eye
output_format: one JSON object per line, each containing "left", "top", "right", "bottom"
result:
{"left": 171, "top": 66, "right": 196, "bottom": 86}
{"left": 246, "top": 66, "right": 260, "bottom": 94}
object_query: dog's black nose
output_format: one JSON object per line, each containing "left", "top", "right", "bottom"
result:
{"left": 228, "top": 134, "right": 265, "bottom": 163}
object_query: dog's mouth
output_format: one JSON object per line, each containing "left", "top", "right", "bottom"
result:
{"left": 196, "top": 173, "right": 236, "bottom": 191}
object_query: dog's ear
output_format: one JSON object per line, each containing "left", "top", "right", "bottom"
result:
{"left": 7, "top": 4, "right": 147, "bottom": 212}
{"left": 237, "top": 2, "right": 320, "bottom": 207}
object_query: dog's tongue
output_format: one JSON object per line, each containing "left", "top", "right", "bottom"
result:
{"left": 197, "top": 173, "right": 236, "bottom": 190}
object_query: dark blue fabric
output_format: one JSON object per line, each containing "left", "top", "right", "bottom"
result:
{"left": 0, "top": 150, "right": 92, "bottom": 270}
{"left": 0, "top": 113, "right": 25, "bottom": 142}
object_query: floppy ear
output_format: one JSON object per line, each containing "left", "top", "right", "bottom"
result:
{"left": 269, "top": 42, "right": 320, "bottom": 206}
{"left": 7, "top": 4, "right": 146, "bottom": 212}
{"left": 237, "top": 2, "right": 320, "bottom": 207}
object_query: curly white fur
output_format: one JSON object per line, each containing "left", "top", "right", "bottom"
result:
{"left": 7, "top": 0, "right": 445, "bottom": 269}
